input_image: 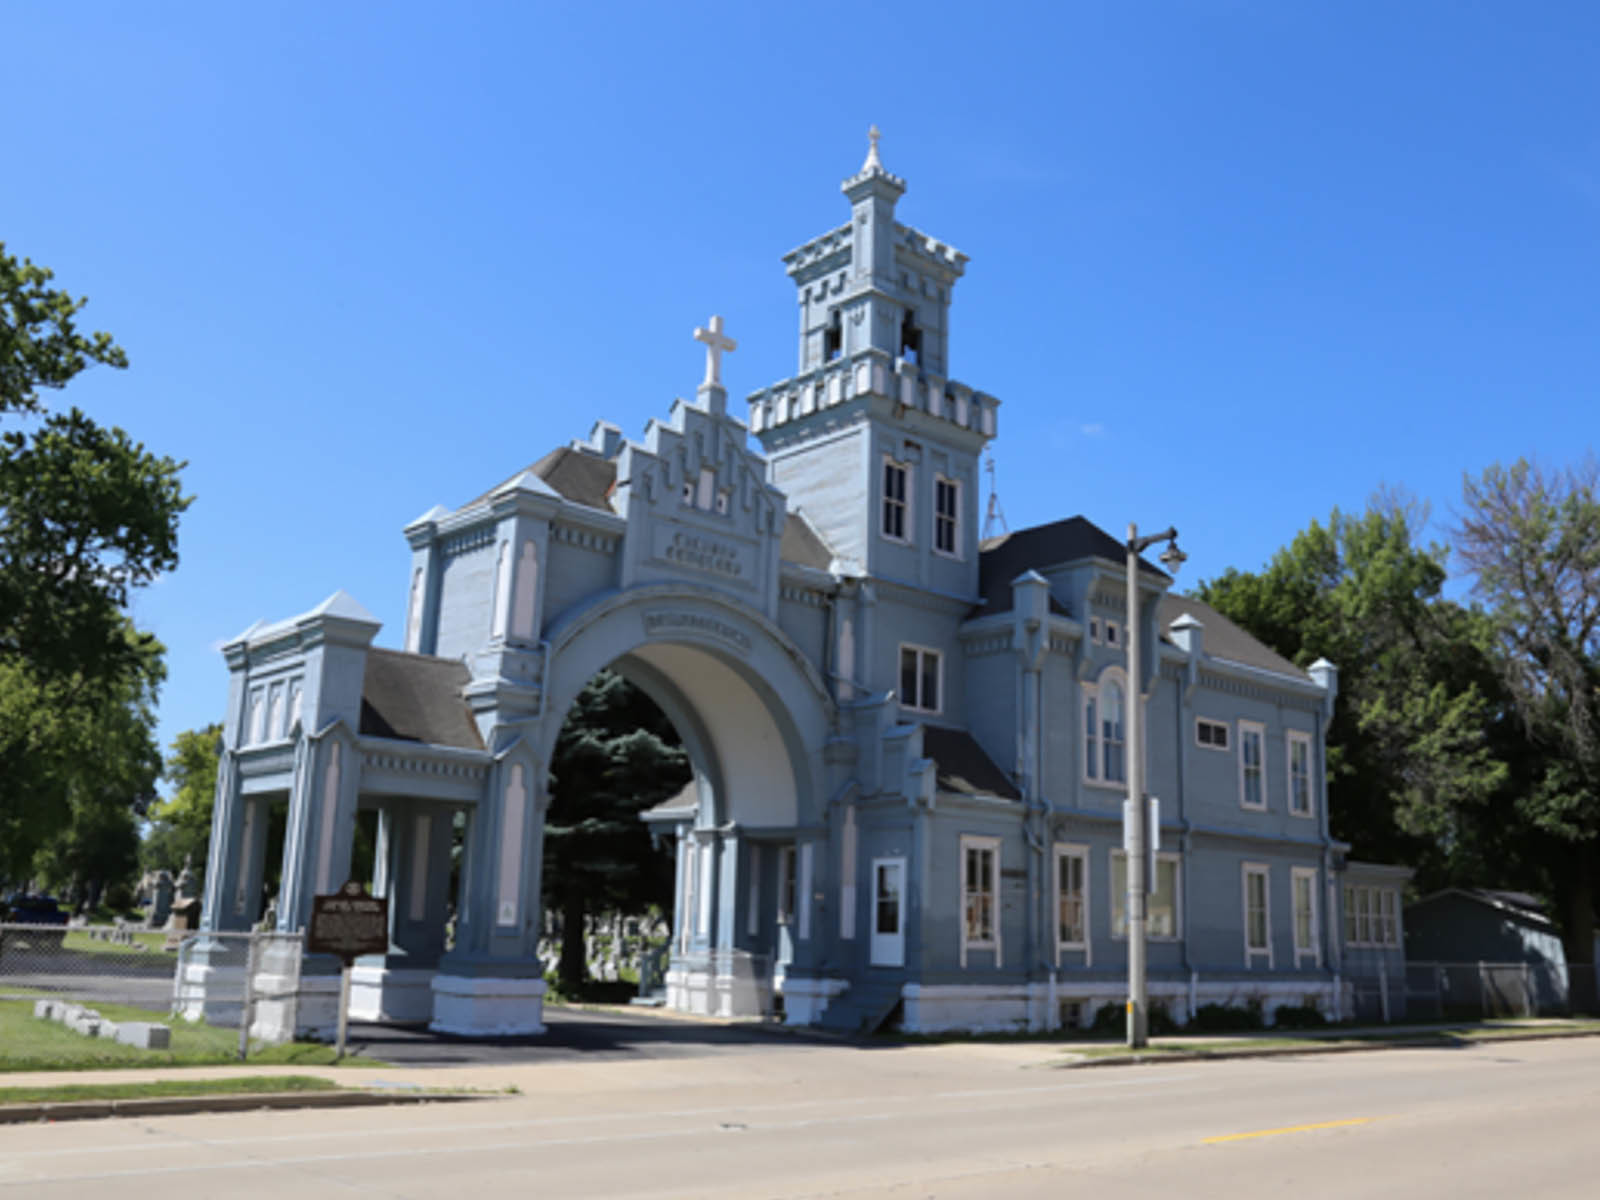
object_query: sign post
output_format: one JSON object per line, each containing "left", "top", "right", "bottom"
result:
{"left": 307, "top": 881, "right": 389, "bottom": 1061}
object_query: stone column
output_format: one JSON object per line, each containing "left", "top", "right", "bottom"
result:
{"left": 199, "top": 750, "right": 247, "bottom": 933}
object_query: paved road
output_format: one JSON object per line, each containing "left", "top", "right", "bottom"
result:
{"left": 3, "top": 1033, "right": 1599, "bottom": 1197}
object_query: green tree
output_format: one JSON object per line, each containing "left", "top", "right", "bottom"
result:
{"left": 0, "top": 244, "right": 188, "bottom": 887}
{"left": 1198, "top": 498, "right": 1513, "bottom": 882}
{"left": 543, "top": 670, "right": 689, "bottom": 991}
{"left": 141, "top": 723, "right": 223, "bottom": 883}
{"left": 1458, "top": 457, "right": 1600, "bottom": 1003}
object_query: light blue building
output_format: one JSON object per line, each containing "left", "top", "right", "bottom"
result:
{"left": 195, "top": 135, "right": 1384, "bottom": 1038}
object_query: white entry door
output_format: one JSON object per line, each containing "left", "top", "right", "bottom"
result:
{"left": 870, "top": 857, "right": 906, "bottom": 967}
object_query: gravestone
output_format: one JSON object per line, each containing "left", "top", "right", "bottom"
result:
{"left": 146, "top": 871, "right": 174, "bottom": 929}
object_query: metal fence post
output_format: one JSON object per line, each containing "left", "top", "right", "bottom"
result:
{"left": 237, "top": 931, "right": 260, "bottom": 1061}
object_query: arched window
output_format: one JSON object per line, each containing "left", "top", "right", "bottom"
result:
{"left": 1084, "top": 667, "right": 1129, "bottom": 785}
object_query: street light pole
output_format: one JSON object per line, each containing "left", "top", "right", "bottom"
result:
{"left": 1124, "top": 522, "right": 1184, "bottom": 1050}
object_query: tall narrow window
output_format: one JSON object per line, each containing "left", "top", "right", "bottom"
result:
{"left": 1083, "top": 696, "right": 1099, "bottom": 780}
{"left": 899, "top": 644, "right": 941, "bottom": 713}
{"left": 1055, "top": 845, "right": 1088, "bottom": 951}
{"left": 1292, "top": 867, "right": 1319, "bottom": 964}
{"left": 777, "top": 843, "right": 797, "bottom": 925}
{"left": 1244, "top": 863, "right": 1271, "bottom": 964}
{"left": 899, "top": 308, "right": 921, "bottom": 364}
{"left": 824, "top": 308, "right": 842, "bottom": 361}
{"left": 1101, "top": 681, "right": 1126, "bottom": 783}
{"left": 961, "top": 837, "right": 999, "bottom": 963}
{"left": 1239, "top": 721, "right": 1266, "bottom": 810}
{"left": 882, "top": 457, "right": 909, "bottom": 541}
{"left": 1288, "top": 731, "right": 1313, "bottom": 817}
{"left": 934, "top": 476, "right": 959, "bottom": 557}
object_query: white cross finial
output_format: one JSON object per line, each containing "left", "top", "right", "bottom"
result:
{"left": 863, "top": 124, "right": 882, "bottom": 172}
{"left": 693, "top": 314, "right": 737, "bottom": 388}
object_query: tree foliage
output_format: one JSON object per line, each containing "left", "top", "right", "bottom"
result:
{"left": 1198, "top": 498, "right": 1513, "bottom": 880}
{"left": 142, "top": 723, "right": 223, "bottom": 882}
{"left": 0, "top": 243, "right": 187, "bottom": 899}
{"left": 543, "top": 670, "right": 689, "bottom": 989}
{"left": 1457, "top": 457, "right": 1600, "bottom": 980}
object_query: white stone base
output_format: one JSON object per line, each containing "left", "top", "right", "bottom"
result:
{"left": 664, "top": 954, "right": 774, "bottom": 1019}
{"left": 349, "top": 966, "right": 437, "bottom": 1023}
{"left": 250, "top": 970, "right": 341, "bottom": 1043}
{"left": 429, "top": 974, "right": 546, "bottom": 1036}
{"left": 776, "top": 975, "right": 849, "bottom": 1026}
{"left": 900, "top": 978, "right": 1346, "bottom": 1035}
{"left": 174, "top": 962, "right": 245, "bottom": 1028}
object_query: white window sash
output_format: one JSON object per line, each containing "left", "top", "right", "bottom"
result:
{"left": 1292, "top": 867, "right": 1320, "bottom": 965}
{"left": 959, "top": 836, "right": 1001, "bottom": 967}
{"left": 1243, "top": 863, "right": 1273, "bottom": 966}
{"left": 1053, "top": 843, "right": 1090, "bottom": 961}
{"left": 1238, "top": 721, "right": 1267, "bottom": 810}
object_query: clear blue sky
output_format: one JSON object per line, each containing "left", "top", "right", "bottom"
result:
{"left": 9, "top": 3, "right": 1598, "bottom": 771}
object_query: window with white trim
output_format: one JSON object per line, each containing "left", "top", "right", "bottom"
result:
{"left": 1238, "top": 720, "right": 1266, "bottom": 810}
{"left": 961, "top": 836, "right": 1000, "bottom": 964}
{"left": 1243, "top": 862, "right": 1272, "bottom": 965}
{"left": 1196, "top": 718, "right": 1229, "bottom": 750}
{"left": 1088, "top": 617, "right": 1102, "bottom": 644}
{"left": 881, "top": 456, "right": 909, "bottom": 541}
{"left": 1054, "top": 844, "right": 1088, "bottom": 953}
{"left": 1287, "top": 730, "right": 1313, "bottom": 817}
{"left": 1104, "top": 620, "right": 1120, "bottom": 648}
{"left": 1084, "top": 670, "right": 1127, "bottom": 784}
{"left": 1292, "top": 866, "right": 1320, "bottom": 965}
{"left": 899, "top": 644, "right": 941, "bottom": 713}
{"left": 1110, "top": 851, "right": 1181, "bottom": 939}
{"left": 934, "top": 475, "right": 960, "bottom": 557}
{"left": 1344, "top": 885, "right": 1401, "bottom": 947}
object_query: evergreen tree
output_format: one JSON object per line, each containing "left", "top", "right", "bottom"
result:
{"left": 543, "top": 670, "right": 689, "bottom": 991}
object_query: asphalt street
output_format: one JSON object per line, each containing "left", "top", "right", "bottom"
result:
{"left": 3, "top": 1029, "right": 1598, "bottom": 1198}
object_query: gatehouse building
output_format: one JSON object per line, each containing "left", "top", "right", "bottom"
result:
{"left": 194, "top": 134, "right": 1391, "bottom": 1039}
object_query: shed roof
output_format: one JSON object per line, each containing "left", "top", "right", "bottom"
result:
{"left": 359, "top": 649, "right": 484, "bottom": 751}
{"left": 921, "top": 726, "right": 1019, "bottom": 800}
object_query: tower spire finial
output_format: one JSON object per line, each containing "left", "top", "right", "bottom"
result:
{"left": 863, "top": 124, "right": 883, "bottom": 172}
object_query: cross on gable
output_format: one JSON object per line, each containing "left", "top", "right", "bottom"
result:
{"left": 693, "top": 314, "right": 737, "bottom": 388}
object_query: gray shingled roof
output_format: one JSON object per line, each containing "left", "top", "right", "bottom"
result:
{"left": 1157, "top": 594, "right": 1308, "bottom": 680}
{"left": 360, "top": 649, "right": 484, "bottom": 750}
{"left": 974, "top": 516, "right": 1166, "bottom": 616}
{"left": 922, "top": 726, "right": 1019, "bottom": 800}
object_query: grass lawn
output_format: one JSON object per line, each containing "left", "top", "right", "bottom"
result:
{"left": 59, "top": 929, "right": 172, "bottom": 957}
{"left": 1064, "top": 1018, "right": 1600, "bottom": 1059}
{"left": 0, "top": 997, "right": 352, "bottom": 1071}
{"left": 0, "top": 1075, "right": 340, "bottom": 1105}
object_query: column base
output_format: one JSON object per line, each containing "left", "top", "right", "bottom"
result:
{"left": 775, "top": 974, "right": 849, "bottom": 1025}
{"left": 349, "top": 966, "right": 437, "bottom": 1023}
{"left": 428, "top": 974, "right": 547, "bottom": 1036}
{"left": 665, "top": 951, "right": 775, "bottom": 1018}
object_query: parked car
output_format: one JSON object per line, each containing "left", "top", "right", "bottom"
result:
{"left": 2, "top": 892, "right": 69, "bottom": 929}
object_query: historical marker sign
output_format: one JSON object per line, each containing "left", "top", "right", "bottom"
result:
{"left": 308, "top": 880, "right": 388, "bottom": 964}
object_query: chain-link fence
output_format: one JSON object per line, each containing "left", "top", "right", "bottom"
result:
{"left": 1404, "top": 960, "right": 1576, "bottom": 1019}
{"left": 1, "top": 922, "right": 311, "bottom": 1056}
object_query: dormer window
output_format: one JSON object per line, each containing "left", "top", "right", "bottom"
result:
{"left": 824, "top": 309, "right": 842, "bottom": 361}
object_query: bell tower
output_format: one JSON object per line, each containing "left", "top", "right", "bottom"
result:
{"left": 749, "top": 131, "right": 999, "bottom": 593}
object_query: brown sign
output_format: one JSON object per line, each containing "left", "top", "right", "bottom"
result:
{"left": 307, "top": 881, "right": 389, "bottom": 963}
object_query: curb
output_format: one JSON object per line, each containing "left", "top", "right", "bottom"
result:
{"left": 1061, "top": 1026, "right": 1600, "bottom": 1069}
{"left": 0, "top": 1088, "right": 494, "bottom": 1125}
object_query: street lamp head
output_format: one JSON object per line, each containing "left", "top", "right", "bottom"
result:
{"left": 1159, "top": 538, "right": 1187, "bottom": 576}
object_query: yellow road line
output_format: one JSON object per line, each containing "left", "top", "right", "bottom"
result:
{"left": 1202, "top": 1117, "right": 1375, "bottom": 1144}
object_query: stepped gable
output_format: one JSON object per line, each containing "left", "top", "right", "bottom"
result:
{"left": 1156, "top": 593, "right": 1309, "bottom": 681}
{"left": 359, "top": 648, "right": 484, "bottom": 750}
{"left": 921, "top": 725, "right": 1019, "bottom": 800}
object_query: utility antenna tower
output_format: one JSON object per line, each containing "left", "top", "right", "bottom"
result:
{"left": 982, "top": 454, "right": 1009, "bottom": 541}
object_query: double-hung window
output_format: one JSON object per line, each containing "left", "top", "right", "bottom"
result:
{"left": 881, "top": 457, "right": 909, "bottom": 542}
{"left": 934, "top": 475, "right": 960, "bottom": 557}
{"left": 1243, "top": 863, "right": 1272, "bottom": 966}
{"left": 1110, "top": 851, "right": 1180, "bottom": 939}
{"left": 960, "top": 836, "right": 1001, "bottom": 966}
{"left": 1238, "top": 720, "right": 1266, "bottom": 810}
{"left": 1291, "top": 866, "right": 1320, "bottom": 965}
{"left": 1287, "top": 730, "right": 1313, "bottom": 817}
{"left": 1054, "top": 844, "right": 1088, "bottom": 955}
{"left": 1084, "top": 670, "right": 1127, "bottom": 785}
{"left": 1343, "top": 885, "right": 1400, "bottom": 948}
{"left": 899, "top": 645, "right": 941, "bottom": 713}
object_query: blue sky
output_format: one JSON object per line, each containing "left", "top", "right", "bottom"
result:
{"left": 8, "top": 3, "right": 1598, "bottom": 769}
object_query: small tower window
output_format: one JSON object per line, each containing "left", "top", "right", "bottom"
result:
{"left": 900, "top": 308, "right": 921, "bottom": 365}
{"left": 824, "top": 309, "right": 842, "bottom": 361}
